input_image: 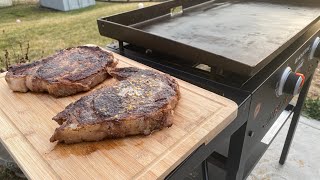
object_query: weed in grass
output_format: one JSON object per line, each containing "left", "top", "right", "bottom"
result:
{"left": 4, "top": 49, "right": 10, "bottom": 70}
{"left": 1, "top": 22, "right": 34, "bottom": 71}
{"left": 17, "top": 41, "right": 30, "bottom": 63}
{"left": 1, "top": 39, "right": 31, "bottom": 72}
{"left": 0, "top": 57, "right": 4, "bottom": 73}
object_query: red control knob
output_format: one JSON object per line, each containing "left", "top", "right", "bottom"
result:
{"left": 295, "top": 73, "right": 305, "bottom": 87}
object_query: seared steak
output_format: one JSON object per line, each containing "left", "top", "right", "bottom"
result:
{"left": 50, "top": 67, "right": 180, "bottom": 144}
{"left": 5, "top": 46, "right": 118, "bottom": 97}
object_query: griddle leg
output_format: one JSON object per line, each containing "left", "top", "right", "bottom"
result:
{"left": 119, "top": 41, "right": 124, "bottom": 52}
{"left": 279, "top": 75, "right": 312, "bottom": 165}
{"left": 226, "top": 122, "right": 247, "bottom": 180}
{"left": 202, "top": 160, "right": 209, "bottom": 180}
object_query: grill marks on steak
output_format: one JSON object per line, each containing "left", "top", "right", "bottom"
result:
{"left": 50, "top": 67, "right": 180, "bottom": 144}
{"left": 5, "top": 46, "right": 118, "bottom": 97}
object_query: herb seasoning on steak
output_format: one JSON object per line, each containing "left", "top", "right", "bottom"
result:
{"left": 50, "top": 67, "right": 180, "bottom": 144}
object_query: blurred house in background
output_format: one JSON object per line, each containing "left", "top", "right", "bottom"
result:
{"left": 0, "top": 0, "right": 12, "bottom": 7}
{"left": 39, "top": 0, "right": 95, "bottom": 11}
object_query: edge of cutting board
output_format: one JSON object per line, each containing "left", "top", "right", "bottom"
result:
{"left": 0, "top": 108, "right": 59, "bottom": 180}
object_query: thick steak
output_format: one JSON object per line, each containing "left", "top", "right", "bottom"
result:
{"left": 50, "top": 67, "right": 180, "bottom": 144}
{"left": 5, "top": 46, "right": 118, "bottom": 97}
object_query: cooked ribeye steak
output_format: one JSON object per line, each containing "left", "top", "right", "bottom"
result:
{"left": 50, "top": 67, "right": 180, "bottom": 144}
{"left": 5, "top": 46, "right": 118, "bottom": 97}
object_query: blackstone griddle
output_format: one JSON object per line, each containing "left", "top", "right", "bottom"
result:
{"left": 98, "top": 0, "right": 320, "bottom": 179}
{"left": 98, "top": 0, "right": 320, "bottom": 77}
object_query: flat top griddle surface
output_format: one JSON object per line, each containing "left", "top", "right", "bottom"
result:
{"left": 141, "top": 1, "right": 320, "bottom": 68}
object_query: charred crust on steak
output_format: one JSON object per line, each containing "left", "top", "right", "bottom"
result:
{"left": 5, "top": 46, "right": 118, "bottom": 97}
{"left": 36, "top": 46, "right": 113, "bottom": 82}
{"left": 50, "top": 67, "right": 180, "bottom": 144}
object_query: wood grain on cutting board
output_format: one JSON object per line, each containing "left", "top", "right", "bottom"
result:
{"left": 0, "top": 51, "right": 237, "bottom": 179}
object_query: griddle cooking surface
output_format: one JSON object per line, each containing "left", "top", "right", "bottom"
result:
{"left": 141, "top": 2, "right": 320, "bottom": 68}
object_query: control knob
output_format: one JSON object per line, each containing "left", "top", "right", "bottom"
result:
{"left": 309, "top": 37, "right": 320, "bottom": 60}
{"left": 276, "top": 67, "right": 305, "bottom": 96}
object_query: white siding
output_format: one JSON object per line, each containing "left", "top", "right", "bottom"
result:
{"left": 0, "top": 0, "right": 13, "bottom": 7}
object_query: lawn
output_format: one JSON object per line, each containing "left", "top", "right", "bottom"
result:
{"left": 0, "top": 2, "right": 156, "bottom": 70}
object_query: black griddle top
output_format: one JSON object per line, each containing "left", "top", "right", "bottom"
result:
{"left": 98, "top": 0, "right": 320, "bottom": 76}
{"left": 142, "top": 2, "right": 319, "bottom": 67}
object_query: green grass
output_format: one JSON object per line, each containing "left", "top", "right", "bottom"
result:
{"left": 303, "top": 98, "right": 320, "bottom": 120}
{"left": 0, "top": 2, "right": 156, "bottom": 69}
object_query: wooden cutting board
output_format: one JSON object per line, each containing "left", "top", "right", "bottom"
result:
{"left": 0, "top": 51, "right": 237, "bottom": 179}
